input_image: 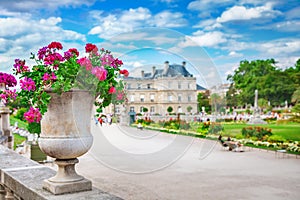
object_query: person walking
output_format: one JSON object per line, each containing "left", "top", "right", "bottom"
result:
{"left": 98, "top": 117, "right": 103, "bottom": 126}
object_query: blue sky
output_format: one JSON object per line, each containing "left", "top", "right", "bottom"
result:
{"left": 0, "top": 0, "right": 299, "bottom": 88}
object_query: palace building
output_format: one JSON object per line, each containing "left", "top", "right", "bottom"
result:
{"left": 122, "top": 61, "right": 199, "bottom": 115}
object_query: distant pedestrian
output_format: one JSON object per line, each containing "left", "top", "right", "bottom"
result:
{"left": 98, "top": 117, "right": 103, "bottom": 126}
{"left": 94, "top": 116, "right": 98, "bottom": 125}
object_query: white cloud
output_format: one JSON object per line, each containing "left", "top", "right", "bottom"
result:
{"left": 179, "top": 31, "right": 227, "bottom": 48}
{"left": 271, "top": 20, "right": 300, "bottom": 32}
{"left": 193, "top": 19, "right": 222, "bottom": 30}
{"left": 286, "top": 6, "right": 300, "bottom": 20}
{"left": 259, "top": 39, "right": 300, "bottom": 56}
{"left": 217, "top": 3, "right": 281, "bottom": 23}
{"left": 150, "top": 11, "right": 187, "bottom": 27}
{"left": 88, "top": 7, "right": 187, "bottom": 39}
{"left": 0, "top": 15, "right": 86, "bottom": 74}
{"left": 187, "top": 0, "right": 234, "bottom": 18}
{"left": 228, "top": 51, "right": 243, "bottom": 57}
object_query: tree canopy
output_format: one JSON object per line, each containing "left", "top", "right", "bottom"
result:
{"left": 227, "top": 58, "right": 299, "bottom": 107}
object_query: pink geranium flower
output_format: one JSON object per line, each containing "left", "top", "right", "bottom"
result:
{"left": 24, "top": 107, "right": 42, "bottom": 123}
{"left": 91, "top": 66, "right": 107, "bottom": 81}
{"left": 20, "top": 77, "right": 36, "bottom": 91}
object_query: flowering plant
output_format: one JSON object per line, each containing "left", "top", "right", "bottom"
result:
{"left": 13, "top": 41, "right": 128, "bottom": 123}
{"left": 0, "top": 72, "right": 17, "bottom": 106}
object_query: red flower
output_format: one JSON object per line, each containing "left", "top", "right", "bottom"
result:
{"left": 108, "top": 86, "right": 116, "bottom": 94}
{"left": 48, "top": 41, "right": 63, "bottom": 50}
{"left": 68, "top": 48, "right": 79, "bottom": 57}
{"left": 85, "top": 43, "right": 98, "bottom": 53}
{"left": 120, "top": 69, "right": 129, "bottom": 77}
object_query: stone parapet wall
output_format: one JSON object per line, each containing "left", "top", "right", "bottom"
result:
{"left": 0, "top": 145, "right": 122, "bottom": 200}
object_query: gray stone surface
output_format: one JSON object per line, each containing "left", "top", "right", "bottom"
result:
{"left": 0, "top": 145, "right": 122, "bottom": 200}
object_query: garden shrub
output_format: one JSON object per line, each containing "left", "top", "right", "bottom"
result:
{"left": 267, "top": 135, "right": 286, "bottom": 143}
{"left": 27, "top": 122, "right": 41, "bottom": 135}
{"left": 235, "top": 134, "right": 244, "bottom": 139}
{"left": 242, "top": 126, "right": 272, "bottom": 141}
{"left": 208, "top": 122, "right": 223, "bottom": 134}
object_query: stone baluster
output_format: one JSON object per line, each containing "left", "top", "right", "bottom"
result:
{"left": 4, "top": 187, "right": 14, "bottom": 200}
{"left": 0, "top": 184, "right": 6, "bottom": 200}
{"left": 0, "top": 107, "right": 13, "bottom": 149}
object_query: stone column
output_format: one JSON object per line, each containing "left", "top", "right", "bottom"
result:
{"left": 0, "top": 107, "right": 13, "bottom": 149}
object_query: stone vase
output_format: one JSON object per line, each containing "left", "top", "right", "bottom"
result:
{"left": 38, "top": 89, "right": 93, "bottom": 194}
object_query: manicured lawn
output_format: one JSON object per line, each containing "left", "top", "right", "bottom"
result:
{"left": 222, "top": 123, "right": 300, "bottom": 141}
{"left": 10, "top": 116, "right": 28, "bottom": 130}
{"left": 13, "top": 133, "right": 26, "bottom": 150}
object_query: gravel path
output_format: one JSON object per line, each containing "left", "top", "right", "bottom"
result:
{"left": 76, "top": 124, "right": 300, "bottom": 200}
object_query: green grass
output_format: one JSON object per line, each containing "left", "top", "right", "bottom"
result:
{"left": 13, "top": 133, "right": 26, "bottom": 150}
{"left": 10, "top": 116, "right": 28, "bottom": 130}
{"left": 222, "top": 123, "right": 300, "bottom": 141}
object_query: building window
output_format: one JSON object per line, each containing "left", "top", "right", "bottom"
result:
{"left": 168, "top": 95, "right": 172, "bottom": 102}
{"left": 147, "top": 84, "right": 151, "bottom": 89}
{"left": 137, "top": 83, "right": 141, "bottom": 89}
{"left": 130, "top": 95, "right": 134, "bottom": 102}
{"left": 150, "top": 94, "right": 154, "bottom": 102}
{"left": 188, "top": 95, "right": 191, "bottom": 102}
{"left": 140, "top": 106, "right": 144, "bottom": 113}
{"left": 178, "top": 83, "right": 181, "bottom": 89}
{"left": 178, "top": 94, "right": 182, "bottom": 102}
{"left": 140, "top": 94, "right": 145, "bottom": 102}
{"left": 130, "top": 107, "right": 135, "bottom": 112}
{"left": 168, "top": 82, "right": 171, "bottom": 89}
{"left": 127, "top": 84, "right": 131, "bottom": 89}
{"left": 150, "top": 106, "right": 155, "bottom": 113}
{"left": 115, "top": 107, "right": 120, "bottom": 113}
{"left": 188, "top": 83, "right": 190, "bottom": 89}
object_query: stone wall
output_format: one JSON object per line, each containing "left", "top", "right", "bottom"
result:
{"left": 0, "top": 145, "right": 122, "bottom": 200}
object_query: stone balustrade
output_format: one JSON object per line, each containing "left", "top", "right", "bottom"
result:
{"left": 0, "top": 145, "right": 122, "bottom": 200}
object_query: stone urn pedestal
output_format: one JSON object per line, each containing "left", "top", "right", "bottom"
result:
{"left": 38, "top": 89, "right": 93, "bottom": 194}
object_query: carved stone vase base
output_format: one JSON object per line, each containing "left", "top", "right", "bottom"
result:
{"left": 49, "top": 158, "right": 83, "bottom": 183}
{"left": 43, "top": 158, "right": 92, "bottom": 194}
{"left": 43, "top": 178, "right": 92, "bottom": 195}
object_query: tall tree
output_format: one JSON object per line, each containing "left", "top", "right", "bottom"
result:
{"left": 197, "top": 92, "right": 210, "bottom": 113}
{"left": 227, "top": 59, "right": 298, "bottom": 107}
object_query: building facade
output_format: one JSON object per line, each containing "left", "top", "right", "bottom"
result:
{"left": 123, "top": 61, "right": 198, "bottom": 115}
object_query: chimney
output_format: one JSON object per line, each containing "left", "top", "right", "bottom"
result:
{"left": 164, "top": 61, "right": 169, "bottom": 75}
{"left": 182, "top": 61, "right": 186, "bottom": 67}
{"left": 152, "top": 66, "right": 156, "bottom": 75}
{"left": 141, "top": 70, "right": 145, "bottom": 77}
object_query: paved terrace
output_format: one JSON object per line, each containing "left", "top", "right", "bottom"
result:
{"left": 75, "top": 124, "right": 300, "bottom": 200}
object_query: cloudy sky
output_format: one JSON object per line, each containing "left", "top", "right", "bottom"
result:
{"left": 0, "top": 0, "right": 299, "bottom": 87}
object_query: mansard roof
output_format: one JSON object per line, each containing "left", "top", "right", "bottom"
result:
{"left": 154, "top": 64, "right": 193, "bottom": 78}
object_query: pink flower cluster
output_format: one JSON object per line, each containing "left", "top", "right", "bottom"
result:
{"left": 13, "top": 59, "right": 29, "bottom": 75}
{"left": 0, "top": 89, "right": 17, "bottom": 105}
{"left": 43, "top": 72, "right": 57, "bottom": 81}
{"left": 91, "top": 66, "right": 108, "bottom": 81}
{"left": 0, "top": 72, "right": 17, "bottom": 87}
{"left": 20, "top": 77, "right": 36, "bottom": 91}
{"left": 77, "top": 57, "right": 92, "bottom": 71}
{"left": 23, "top": 107, "right": 42, "bottom": 123}
{"left": 37, "top": 41, "right": 80, "bottom": 68}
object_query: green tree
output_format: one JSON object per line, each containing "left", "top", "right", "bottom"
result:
{"left": 227, "top": 59, "right": 298, "bottom": 107}
{"left": 197, "top": 92, "right": 210, "bottom": 113}
{"left": 210, "top": 93, "right": 224, "bottom": 114}
{"left": 187, "top": 106, "right": 193, "bottom": 113}
{"left": 167, "top": 106, "right": 173, "bottom": 113}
